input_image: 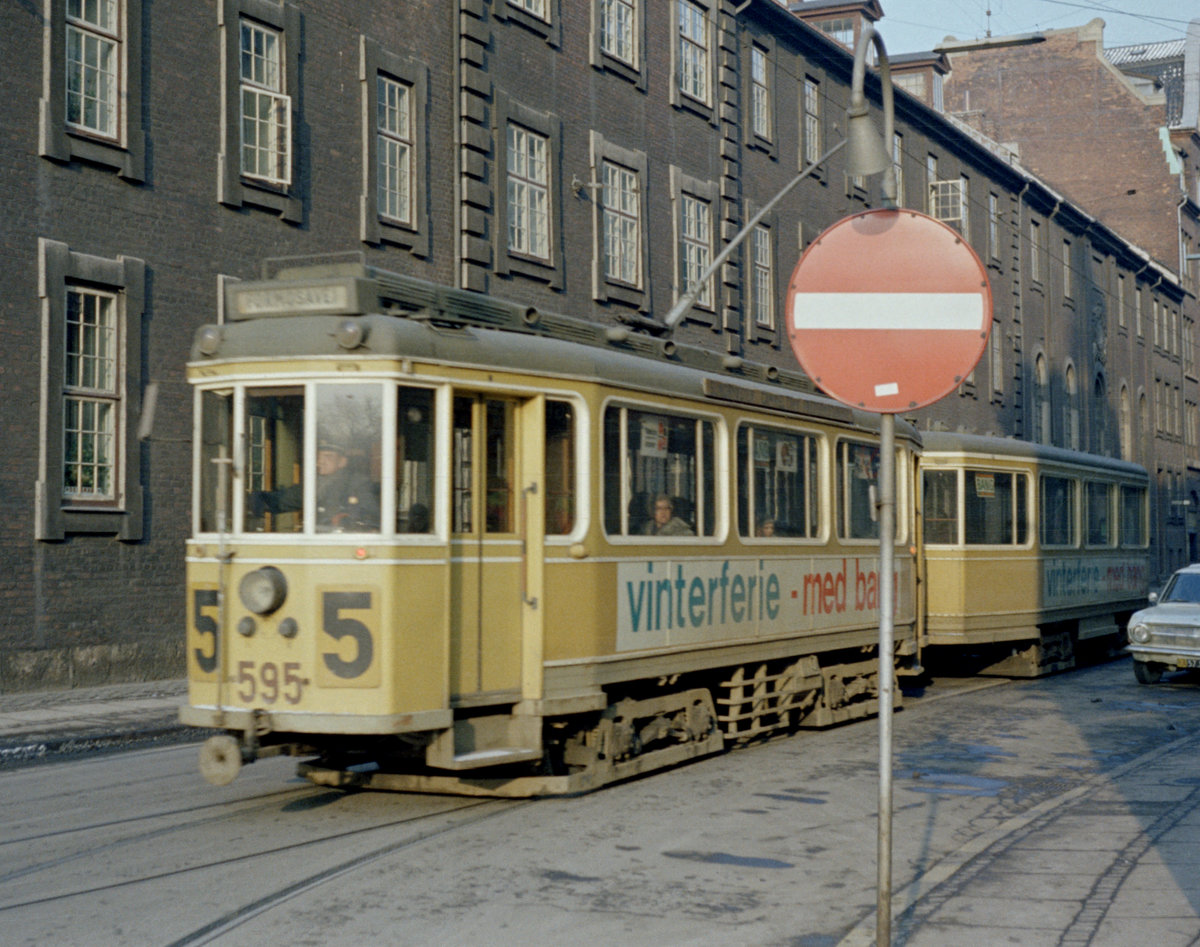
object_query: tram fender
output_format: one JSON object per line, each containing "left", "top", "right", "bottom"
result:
{"left": 426, "top": 712, "right": 543, "bottom": 770}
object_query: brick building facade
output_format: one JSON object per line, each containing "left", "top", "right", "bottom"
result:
{"left": 0, "top": 0, "right": 1194, "bottom": 691}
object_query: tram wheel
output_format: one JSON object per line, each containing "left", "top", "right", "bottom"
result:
{"left": 1133, "top": 661, "right": 1164, "bottom": 685}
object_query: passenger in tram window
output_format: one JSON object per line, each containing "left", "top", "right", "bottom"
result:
{"left": 404, "top": 502, "right": 431, "bottom": 533}
{"left": 643, "top": 494, "right": 693, "bottom": 536}
{"left": 758, "top": 518, "right": 777, "bottom": 537}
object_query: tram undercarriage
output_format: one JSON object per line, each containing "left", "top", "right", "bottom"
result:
{"left": 201, "top": 646, "right": 904, "bottom": 797}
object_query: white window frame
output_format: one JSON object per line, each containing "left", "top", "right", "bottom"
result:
{"left": 803, "top": 77, "right": 822, "bottom": 166}
{"left": 65, "top": 0, "right": 120, "bottom": 139}
{"left": 509, "top": 0, "right": 548, "bottom": 19}
{"left": 63, "top": 287, "right": 119, "bottom": 501}
{"left": 377, "top": 75, "right": 413, "bottom": 226}
{"left": 751, "top": 224, "right": 773, "bottom": 329}
{"left": 599, "top": 0, "right": 636, "bottom": 65}
{"left": 603, "top": 160, "right": 641, "bottom": 287}
{"left": 678, "top": 0, "right": 710, "bottom": 105}
{"left": 929, "top": 179, "right": 965, "bottom": 229}
{"left": 239, "top": 18, "right": 291, "bottom": 186}
{"left": 507, "top": 122, "right": 551, "bottom": 261}
{"left": 751, "top": 45, "right": 770, "bottom": 140}
{"left": 679, "top": 193, "right": 713, "bottom": 308}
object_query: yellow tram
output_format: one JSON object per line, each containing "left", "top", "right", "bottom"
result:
{"left": 181, "top": 262, "right": 921, "bottom": 795}
{"left": 918, "top": 431, "right": 1150, "bottom": 676}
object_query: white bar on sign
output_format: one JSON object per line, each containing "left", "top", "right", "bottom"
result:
{"left": 793, "top": 292, "right": 984, "bottom": 330}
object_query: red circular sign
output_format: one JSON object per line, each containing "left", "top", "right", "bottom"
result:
{"left": 785, "top": 208, "right": 993, "bottom": 413}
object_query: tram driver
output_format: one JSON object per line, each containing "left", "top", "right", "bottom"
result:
{"left": 249, "top": 440, "right": 381, "bottom": 532}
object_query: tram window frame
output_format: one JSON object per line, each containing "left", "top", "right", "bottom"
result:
{"left": 837, "top": 439, "right": 907, "bottom": 542}
{"left": 544, "top": 399, "right": 578, "bottom": 536}
{"left": 241, "top": 386, "right": 306, "bottom": 535}
{"left": 922, "top": 468, "right": 958, "bottom": 545}
{"left": 395, "top": 385, "right": 436, "bottom": 534}
{"left": 1120, "top": 484, "right": 1149, "bottom": 548}
{"left": 197, "top": 388, "right": 235, "bottom": 535}
{"left": 602, "top": 402, "right": 717, "bottom": 540}
{"left": 1085, "top": 480, "right": 1115, "bottom": 548}
{"left": 1039, "top": 475, "right": 1078, "bottom": 547}
{"left": 964, "top": 469, "right": 1028, "bottom": 546}
{"left": 736, "top": 423, "right": 819, "bottom": 540}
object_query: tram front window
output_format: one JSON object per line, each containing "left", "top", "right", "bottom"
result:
{"left": 244, "top": 388, "right": 305, "bottom": 533}
{"left": 314, "top": 385, "right": 382, "bottom": 533}
{"left": 198, "top": 389, "right": 233, "bottom": 534}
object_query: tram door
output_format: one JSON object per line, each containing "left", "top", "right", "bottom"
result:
{"left": 449, "top": 393, "right": 544, "bottom": 703}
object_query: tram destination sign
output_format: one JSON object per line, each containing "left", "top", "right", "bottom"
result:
{"left": 785, "top": 208, "right": 993, "bottom": 413}
{"left": 227, "top": 277, "right": 374, "bottom": 320}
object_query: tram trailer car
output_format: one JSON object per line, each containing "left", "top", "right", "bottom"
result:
{"left": 918, "top": 431, "right": 1151, "bottom": 677}
{"left": 181, "top": 262, "right": 923, "bottom": 796}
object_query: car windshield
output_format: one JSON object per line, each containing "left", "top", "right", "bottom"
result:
{"left": 1160, "top": 573, "right": 1200, "bottom": 604}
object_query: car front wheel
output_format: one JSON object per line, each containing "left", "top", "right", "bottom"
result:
{"left": 1134, "top": 660, "right": 1164, "bottom": 685}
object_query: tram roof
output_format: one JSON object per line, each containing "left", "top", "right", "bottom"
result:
{"left": 920, "top": 430, "right": 1148, "bottom": 480}
{"left": 194, "top": 263, "right": 921, "bottom": 440}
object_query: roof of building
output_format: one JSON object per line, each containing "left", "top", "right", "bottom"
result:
{"left": 1106, "top": 39, "right": 1186, "bottom": 67}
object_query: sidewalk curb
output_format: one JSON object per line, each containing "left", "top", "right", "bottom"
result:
{"left": 0, "top": 721, "right": 204, "bottom": 770}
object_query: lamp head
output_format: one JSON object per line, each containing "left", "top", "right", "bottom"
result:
{"left": 845, "top": 103, "right": 889, "bottom": 177}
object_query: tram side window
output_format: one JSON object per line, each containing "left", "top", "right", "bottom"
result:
{"left": 923, "top": 470, "right": 957, "bottom": 544}
{"left": 838, "top": 441, "right": 880, "bottom": 539}
{"left": 1086, "top": 481, "right": 1114, "bottom": 546}
{"left": 244, "top": 388, "right": 305, "bottom": 533}
{"left": 198, "top": 390, "right": 233, "bottom": 534}
{"left": 965, "top": 471, "right": 1027, "bottom": 545}
{"left": 1121, "top": 485, "right": 1148, "bottom": 547}
{"left": 603, "top": 406, "right": 715, "bottom": 537}
{"left": 397, "top": 387, "right": 434, "bottom": 533}
{"left": 1040, "top": 475, "right": 1077, "bottom": 546}
{"left": 545, "top": 401, "right": 576, "bottom": 535}
{"left": 736, "top": 426, "right": 818, "bottom": 538}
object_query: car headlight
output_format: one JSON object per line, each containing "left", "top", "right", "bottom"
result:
{"left": 1129, "top": 624, "right": 1151, "bottom": 644}
{"left": 239, "top": 567, "right": 288, "bottom": 615}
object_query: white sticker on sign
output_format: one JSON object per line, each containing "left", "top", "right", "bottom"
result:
{"left": 875, "top": 383, "right": 900, "bottom": 397}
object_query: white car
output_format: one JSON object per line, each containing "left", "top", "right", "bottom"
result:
{"left": 1127, "top": 564, "right": 1200, "bottom": 684}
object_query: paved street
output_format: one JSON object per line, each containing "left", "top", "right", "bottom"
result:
{"left": 2, "top": 661, "right": 1199, "bottom": 945}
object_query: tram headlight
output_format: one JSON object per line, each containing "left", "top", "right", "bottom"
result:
{"left": 1129, "top": 624, "right": 1151, "bottom": 644}
{"left": 239, "top": 566, "right": 288, "bottom": 615}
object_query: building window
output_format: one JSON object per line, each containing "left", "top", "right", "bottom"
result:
{"left": 1117, "top": 273, "right": 1126, "bottom": 328}
{"left": 377, "top": 77, "right": 412, "bottom": 225}
{"left": 815, "top": 17, "right": 855, "bottom": 48}
{"left": 678, "top": 0, "right": 710, "bottom": 105}
{"left": 360, "top": 40, "right": 429, "bottom": 254}
{"left": 1030, "top": 219, "right": 1042, "bottom": 284}
{"left": 63, "top": 288, "right": 117, "bottom": 499}
{"left": 507, "top": 123, "right": 550, "bottom": 261}
{"left": 599, "top": 0, "right": 636, "bottom": 64}
{"left": 751, "top": 225, "right": 774, "bottom": 329}
{"left": 41, "top": 0, "right": 145, "bottom": 180}
{"left": 591, "top": 133, "right": 649, "bottom": 309}
{"left": 239, "top": 19, "right": 290, "bottom": 185}
{"left": 894, "top": 73, "right": 926, "bottom": 100}
{"left": 495, "top": 92, "right": 562, "bottom": 287}
{"left": 1135, "top": 286, "right": 1143, "bottom": 337}
{"left": 604, "top": 160, "right": 641, "bottom": 286}
{"left": 679, "top": 194, "right": 712, "bottom": 308}
{"left": 510, "top": 0, "right": 547, "bottom": 18}
{"left": 987, "top": 192, "right": 1000, "bottom": 260}
{"left": 990, "top": 319, "right": 1004, "bottom": 399}
{"left": 803, "top": 77, "right": 822, "bottom": 165}
{"left": 924, "top": 155, "right": 938, "bottom": 213}
{"left": 1065, "top": 363, "right": 1079, "bottom": 450}
{"left": 1120, "top": 385, "right": 1132, "bottom": 460}
{"left": 1062, "top": 240, "right": 1072, "bottom": 299}
{"left": 219, "top": 0, "right": 301, "bottom": 221}
{"left": 929, "top": 179, "right": 966, "bottom": 230}
{"left": 892, "top": 133, "right": 905, "bottom": 206}
{"left": 492, "top": 0, "right": 561, "bottom": 44}
{"left": 37, "top": 239, "right": 146, "bottom": 541}
{"left": 751, "top": 45, "right": 771, "bottom": 140}
{"left": 66, "top": 0, "right": 119, "bottom": 138}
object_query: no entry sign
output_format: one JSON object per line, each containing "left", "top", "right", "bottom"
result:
{"left": 786, "top": 209, "right": 993, "bottom": 413}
